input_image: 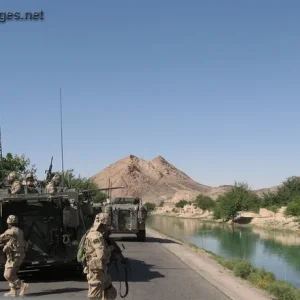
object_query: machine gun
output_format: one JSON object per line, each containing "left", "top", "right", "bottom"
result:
{"left": 79, "top": 186, "right": 125, "bottom": 194}
{"left": 104, "top": 231, "right": 130, "bottom": 298}
{"left": 45, "top": 156, "right": 53, "bottom": 182}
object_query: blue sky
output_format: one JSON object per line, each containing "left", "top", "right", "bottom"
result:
{"left": 0, "top": 0, "right": 299, "bottom": 189}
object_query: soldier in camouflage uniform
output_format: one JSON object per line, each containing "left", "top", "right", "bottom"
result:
{"left": 84, "top": 213, "right": 117, "bottom": 300}
{"left": 0, "top": 215, "right": 29, "bottom": 297}
{"left": 7, "top": 172, "right": 23, "bottom": 195}
{"left": 22, "top": 172, "right": 38, "bottom": 193}
{"left": 45, "top": 173, "right": 61, "bottom": 194}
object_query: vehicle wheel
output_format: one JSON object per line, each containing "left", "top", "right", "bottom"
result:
{"left": 136, "top": 229, "right": 146, "bottom": 242}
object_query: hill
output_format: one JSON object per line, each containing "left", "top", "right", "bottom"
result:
{"left": 90, "top": 154, "right": 280, "bottom": 204}
{"left": 91, "top": 155, "right": 214, "bottom": 204}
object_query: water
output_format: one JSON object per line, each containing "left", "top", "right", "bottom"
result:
{"left": 147, "top": 215, "right": 300, "bottom": 288}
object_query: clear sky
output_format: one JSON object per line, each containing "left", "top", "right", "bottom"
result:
{"left": 1, "top": 0, "right": 299, "bottom": 189}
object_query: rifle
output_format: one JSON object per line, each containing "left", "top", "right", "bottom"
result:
{"left": 45, "top": 156, "right": 53, "bottom": 182}
{"left": 104, "top": 232, "right": 130, "bottom": 298}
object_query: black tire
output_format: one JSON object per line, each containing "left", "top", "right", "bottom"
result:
{"left": 136, "top": 229, "right": 146, "bottom": 242}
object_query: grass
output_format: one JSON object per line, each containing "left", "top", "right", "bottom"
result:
{"left": 147, "top": 225, "right": 300, "bottom": 300}
{"left": 195, "top": 247, "right": 300, "bottom": 300}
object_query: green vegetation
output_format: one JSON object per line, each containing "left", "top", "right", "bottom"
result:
{"left": 212, "top": 255, "right": 300, "bottom": 300}
{"left": 212, "top": 182, "right": 260, "bottom": 222}
{"left": 144, "top": 202, "right": 156, "bottom": 212}
{"left": 208, "top": 177, "right": 300, "bottom": 222}
{"left": 62, "top": 169, "right": 107, "bottom": 203}
{"left": 147, "top": 223, "right": 300, "bottom": 300}
{"left": 175, "top": 200, "right": 191, "bottom": 208}
{"left": 0, "top": 152, "right": 37, "bottom": 181}
{"left": 194, "top": 194, "right": 215, "bottom": 210}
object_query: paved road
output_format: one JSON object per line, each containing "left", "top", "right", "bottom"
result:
{"left": 0, "top": 231, "right": 230, "bottom": 300}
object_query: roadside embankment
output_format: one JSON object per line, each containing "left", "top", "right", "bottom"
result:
{"left": 146, "top": 226, "right": 300, "bottom": 300}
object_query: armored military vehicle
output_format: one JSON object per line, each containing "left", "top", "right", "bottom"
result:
{"left": 0, "top": 184, "right": 123, "bottom": 274}
{"left": 103, "top": 197, "right": 147, "bottom": 242}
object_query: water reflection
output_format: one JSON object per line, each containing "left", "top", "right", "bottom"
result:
{"left": 147, "top": 215, "right": 300, "bottom": 288}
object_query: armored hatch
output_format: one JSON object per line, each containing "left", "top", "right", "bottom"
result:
{"left": 104, "top": 197, "right": 148, "bottom": 241}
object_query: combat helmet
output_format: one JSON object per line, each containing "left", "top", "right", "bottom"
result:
{"left": 7, "top": 215, "right": 18, "bottom": 225}
{"left": 25, "top": 172, "right": 33, "bottom": 179}
{"left": 7, "top": 172, "right": 17, "bottom": 181}
{"left": 52, "top": 173, "right": 61, "bottom": 184}
{"left": 93, "top": 213, "right": 111, "bottom": 228}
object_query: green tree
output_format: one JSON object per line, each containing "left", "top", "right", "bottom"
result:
{"left": 175, "top": 200, "right": 190, "bottom": 208}
{"left": 144, "top": 202, "right": 156, "bottom": 212}
{"left": 285, "top": 196, "right": 300, "bottom": 217}
{"left": 63, "top": 169, "right": 107, "bottom": 203}
{"left": 0, "top": 152, "right": 36, "bottom": 181}
{"left": 262, "top": 176, "right": 300, "bottom": 208}
{"left": 217, "top": 182, "right": 260, "bottom": 221}
{"left": 195, "top": 194, "right": 215, "bottom": 211}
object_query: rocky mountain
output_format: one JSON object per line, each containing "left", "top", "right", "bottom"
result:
{"left": 90, "top": 154, "right": 279, "bottom": 204}
{"left": 90, "top": 155, "right": 214, "bottom": 204}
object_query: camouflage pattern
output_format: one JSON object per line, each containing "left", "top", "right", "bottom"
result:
{"left": 22, "top": 173, "right": 38, "bottom": 193}
{"left": 6, "top": 172, "right": 24, "bottom": 195}
{"left": 83, "top": 213, "right": 117, "bottom": 299}
{"left": 45, "top": 172, "right": 61, "bottom": 194}
{"left": 0, "top": 215, "right": 29, "bottom": 297}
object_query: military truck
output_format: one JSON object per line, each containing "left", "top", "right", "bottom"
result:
{"left": 103, "top": 197, "right": 148, "bottom": 242}
{"left": 0, "top": 185, "right": 123, "bottom": 274}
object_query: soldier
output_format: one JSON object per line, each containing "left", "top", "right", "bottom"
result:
{"left": 83, "top": 213, "right": 117, "bottom": 300}
{"left": 0, "top": 215, "right": 29, "bottom": 297}
{"left": 22, "top": 173, "right": 38, "bottom": 193}
{"left": 7, "top": 172, "right": 23, "bottom": 195}
{"left": 45, "top": 173, "right": 61, "bottom": 194}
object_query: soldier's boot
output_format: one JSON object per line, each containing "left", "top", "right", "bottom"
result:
{"left": 19, "top": 282, "right": 29, "bottom": 297}
{"left": 4, "top": 288, "right": 18, "bottom": 297}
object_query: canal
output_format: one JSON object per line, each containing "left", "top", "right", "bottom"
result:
{"left": 147, "top": 215, "right": 300, "bottom": 288}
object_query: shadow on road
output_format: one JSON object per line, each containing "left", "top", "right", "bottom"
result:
{"left": 109, "top": 258, "right": 165, "bottom": 282}
{"left": 0, "top": 258, "right": 164, "bottom": 285}
{"left": 26, "top": 287, "right": 87, "bottom": 297}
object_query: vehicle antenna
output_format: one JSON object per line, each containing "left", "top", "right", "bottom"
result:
{"left": 60, "top": 88, "right": 65, "bottom": 185}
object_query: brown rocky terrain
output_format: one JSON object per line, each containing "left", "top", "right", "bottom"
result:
{"left": 90, "top": 154, "right": 279, "bottom": 204}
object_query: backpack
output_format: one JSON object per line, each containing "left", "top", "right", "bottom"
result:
{"left": 77, "top": 231, "right": 89, "bottom": 263}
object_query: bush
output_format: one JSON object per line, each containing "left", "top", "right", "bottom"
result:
{"left": 216, "top": 257, "right": 242, "bottom": 270}
{"left": 266, "top": 205, "right": 280, "bottom": 213}
{"left": 175, "top": 200, "right": 189, "bottom": 208}
{"left": 213, "top": 255, "right": 300, "bottom": 299}
{"left": 195, "top": 194, "right": 215, "bottom": 211}
{"left": 285, "top": 196, "right": 300, "bottom": 217}
{"left": 267, "top": 281, "right": 300, "bottom": 300}
{"left": 144, "top": 202, "right": 156, "bottom": 212}
{"left": 248, "top": 268, "right": 275, "bottom": 289}
{"left": 262, "top": 177, "right": 300, "bottom": 209}
{"left": 232, "top": 260, "right": 253, "bottom": 279}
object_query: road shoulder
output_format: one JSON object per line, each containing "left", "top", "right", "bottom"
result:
{"left": 146, "top": 226, "right": 271, "bottom": 300}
